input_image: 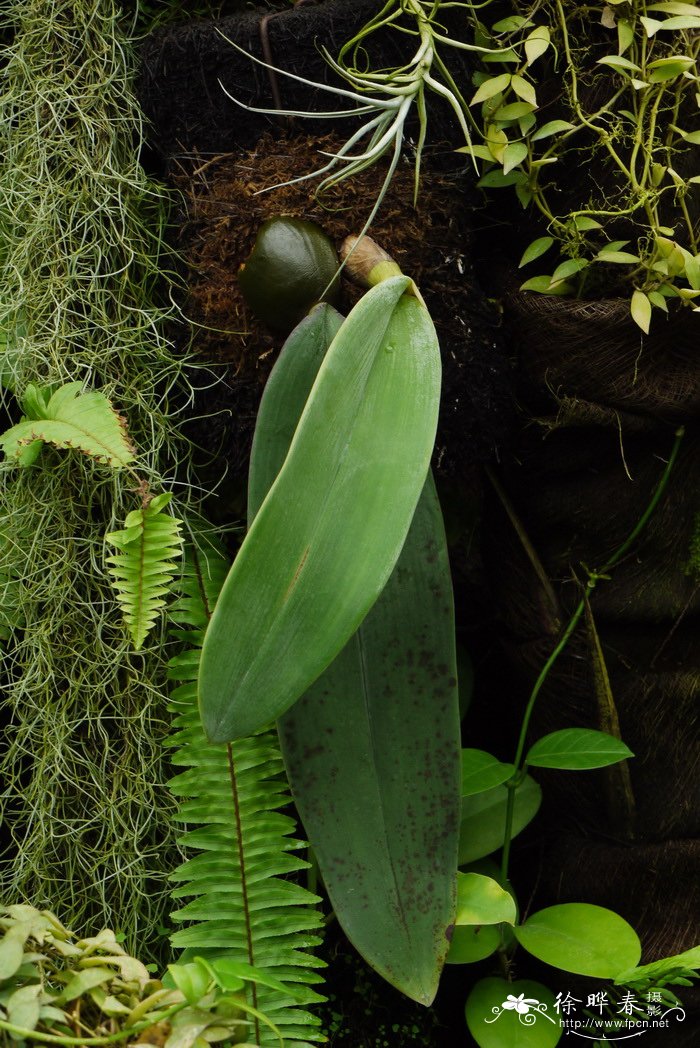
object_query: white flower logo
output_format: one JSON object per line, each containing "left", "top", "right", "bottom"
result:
{"left": 487, "top": 991, "right": 557, "bottom": 1027}
{"left": 502, "top": 993, "right": 541, "bottom": 1015}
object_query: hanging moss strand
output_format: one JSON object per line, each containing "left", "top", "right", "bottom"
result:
{"left": 0, "top": 0, "right": 200, "bottom": 963}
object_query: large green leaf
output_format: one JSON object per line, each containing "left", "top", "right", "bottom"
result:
{"left": 0, "top": 381, "right": 135, "bottom": 467}
{"left": 514, "top": 904, "right": 641, "bottom": 978}
{"left": 459, "top": 776, "right": 542, "bottom": 864}
{"left": 248, "top": 303, "right": 460, "bottom": 1006}
{"left": 199, "top": 277, "right": 442, "bottom": 741}
{"left": 466, "top": 978, "right": 562, "bottom": 1048}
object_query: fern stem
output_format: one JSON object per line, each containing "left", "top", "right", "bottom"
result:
{"left": 195, "top": 542, "right": 259, "bottom": 1037}
{"left": 226, "top": 740, "right": 261, "bottom": 1042}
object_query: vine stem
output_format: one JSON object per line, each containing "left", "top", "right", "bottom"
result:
{"left": 499, "top": 425, "right": 684, "bottom": 885}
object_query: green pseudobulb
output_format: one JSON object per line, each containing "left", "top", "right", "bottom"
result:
{"left": 238, "top": 216, "right": 340, "bottom": 332}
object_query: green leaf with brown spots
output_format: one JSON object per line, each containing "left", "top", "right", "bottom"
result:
{"left": 248, "top": 302, "right": 461, "bottom": 1006}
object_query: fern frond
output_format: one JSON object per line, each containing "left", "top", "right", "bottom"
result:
{"left": 106, "top": 492, "right": 183, "bottom": 650}
{"left": 166, "top": 541, "right": 326, "bottom": 1048}
{"left": 0, "top": 381, "right": 135, "bottom": 467}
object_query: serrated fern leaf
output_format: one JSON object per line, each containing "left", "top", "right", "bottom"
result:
{"left": 0, "top": 381, "right": 135, "bottom": 467}
{"left": 167, "top": 541, "right": 326, "bottom": 1048}
{"left": 106, "top": 492, "right": 183, "bottom": 650}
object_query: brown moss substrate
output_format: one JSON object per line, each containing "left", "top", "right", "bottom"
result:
{"left": 171, "top": 133, "right": 512, "bottom": 503}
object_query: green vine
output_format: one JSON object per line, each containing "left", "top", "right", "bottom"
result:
{"left": 499, "top": 425, "right": 684, "bottom": 884}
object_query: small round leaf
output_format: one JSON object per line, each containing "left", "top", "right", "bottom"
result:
{"left": 456, "top": 872, "right": 517, "bottom": 927}
{"left": 446, "top": 924, "right": 500, "bottom": 965}
{"left": 466, "top": 977, "right": 562, "bottom": 1047}
{"left": 514, "top": 904, "right": 641, "bottom": 978}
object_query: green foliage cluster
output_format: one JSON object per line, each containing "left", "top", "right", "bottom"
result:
{"left": 466, "top": 0, "right": 700, "bottom": 329}
{"left": 0, "top": 0, "right": 202, "bottom": 961}
{"left": 196, "top": 262, "right": 693, "bottom": 1042}
{"left": 230, "top": 0, "right": 699, "bottom": 328}
{"left": 1, "top": 3, "right": 697, "bottom": 1045}
{"left": 0, "top": 905, "right": 282, "bottom": 1047}
{"left": 439, "top": 432, "right": 697, "bottom": 1047}
{"left": 0, "top": 905, "right": 157, "bottom": 1045}
{"left": 188, "top": 219, "right": 692, "bottom": 1048}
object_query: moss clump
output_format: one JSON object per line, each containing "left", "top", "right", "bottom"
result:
{"left": 0, "top": 0, "right": 205, "bottom": 963}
